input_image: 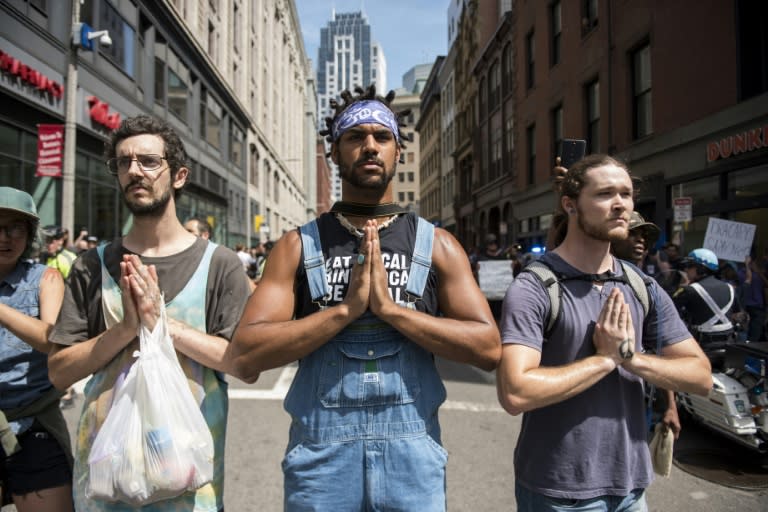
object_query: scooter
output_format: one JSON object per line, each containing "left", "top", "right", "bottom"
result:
{"left": 678, "top": 342, "right": 768, "bottom": 453}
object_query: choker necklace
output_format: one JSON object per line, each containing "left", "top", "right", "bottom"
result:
{"left": 335, "top": 213, "right": 400, "bottom": 239}
{"left": 330, "top": 201, "right": 408, "bottom": 218}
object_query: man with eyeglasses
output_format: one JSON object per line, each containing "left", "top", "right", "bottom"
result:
{"left": 48, "top": 115, "right": 252, "bottom": 511}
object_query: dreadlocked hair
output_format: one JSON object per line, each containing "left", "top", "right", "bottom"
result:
{"left": 320, "top": 84, "right": 411, "bottom": 163}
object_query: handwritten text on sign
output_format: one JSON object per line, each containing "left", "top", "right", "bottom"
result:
{"left": 703, "top": 217, "right": 755, "bottom": 262}
{"left": 478, "top": 260, "right": 515, "bottom": 300}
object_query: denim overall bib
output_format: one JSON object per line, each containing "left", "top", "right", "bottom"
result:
{"left": 73, "top": 242, "right": 226, "bottom": 512}
{"left": 283, "top": 217, "right": 448, "bottom": 511}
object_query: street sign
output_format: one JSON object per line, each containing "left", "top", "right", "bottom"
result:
{"left": 673, "top": 197, "right": 693, "bottom": 223}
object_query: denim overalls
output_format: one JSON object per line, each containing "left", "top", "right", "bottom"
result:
{"left": 283, "top": 217, "right": 448, "bottom": 511}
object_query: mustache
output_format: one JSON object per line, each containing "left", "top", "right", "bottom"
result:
{"left": 354, "top": 155, "right": 385, "bottom": 167}
{"left": 123, "top": 179, "right": 151, "bottom": 193}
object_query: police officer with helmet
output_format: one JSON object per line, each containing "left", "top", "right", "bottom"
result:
{"left": 673, "top": 248, "right": 740, "bottom": 369}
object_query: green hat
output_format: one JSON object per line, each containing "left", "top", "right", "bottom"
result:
{"left": 0, "top": 187, "right": 39, "bottom": 221}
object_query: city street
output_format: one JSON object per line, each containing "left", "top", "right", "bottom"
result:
{"left": 59, "top": 359, "right": 767, "bottom": 511}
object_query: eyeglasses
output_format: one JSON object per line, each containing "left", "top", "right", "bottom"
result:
{"left": 0, "top": 222, "right": 28, "bottom": 240}
{"left": 106, "top": 154, "right": 167, "bottom": 175}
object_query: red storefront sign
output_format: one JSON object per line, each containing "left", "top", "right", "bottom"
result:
{"left": 87, "top": 96, "right": 121, "bottom": 131}
{"left": 0, "top": 50, "right": 64, "bottom": 99}
{"left": 35, "top": 124, "right": 64, "bottom": 178}
{"left": 706, "top": 126, "right": 768, "bottom": 162}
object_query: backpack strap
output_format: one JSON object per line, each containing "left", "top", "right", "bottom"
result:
{"left": 404, "top": 217, "right": 435, "bottom": 309}
{"left": 618, "top": 260, "right": 651, "bottom": 317}
{"left": 523, "top": 260, "right": 561, "bottom": 336}
{"left": 299, "top": 220, "right": 331, "bottom": 308}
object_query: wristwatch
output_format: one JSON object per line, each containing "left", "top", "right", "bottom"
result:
{"left": 618, "top": 338, "right": 634, "bottom": 360}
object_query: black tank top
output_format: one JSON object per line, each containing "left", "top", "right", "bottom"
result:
{"left": 295, "top": 212, "right": 439, "bottom": 318}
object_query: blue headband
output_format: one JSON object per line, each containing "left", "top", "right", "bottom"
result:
{"left": 331, "top": 100, "right": 401, "bottom": 144}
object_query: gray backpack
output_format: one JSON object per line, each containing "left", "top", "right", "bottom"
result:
{"left": 523, "top": 259, "right": 653, "bottom": 337}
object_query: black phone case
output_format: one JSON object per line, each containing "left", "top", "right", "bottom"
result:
{"left": 559, "top": 139, "right": 587, "bottom": 168}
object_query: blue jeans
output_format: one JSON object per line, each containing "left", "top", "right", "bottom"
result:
{"left": 515, "top": 482, "right": 648, "bottom": 512}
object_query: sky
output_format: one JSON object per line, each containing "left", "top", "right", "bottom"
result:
{"left": 293, "top": 0, "right": 449, "bottom": 91}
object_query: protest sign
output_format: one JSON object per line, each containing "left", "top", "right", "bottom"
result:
{"left": 703, "top": 217, "right": 755, "bottom": 262}
{"left": 478, "top": 260, "right": 514, "bottom": 300}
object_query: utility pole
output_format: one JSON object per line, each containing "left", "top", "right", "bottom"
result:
{"left": 61, "top": 0, "right": 80, "bottom": 237}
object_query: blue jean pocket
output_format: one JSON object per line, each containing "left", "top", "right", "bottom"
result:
{"left": 317, "top": 341, "right": 420, "bottom": 408}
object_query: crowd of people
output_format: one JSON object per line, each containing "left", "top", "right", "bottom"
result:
{"left": 0, "top": 84, "right": 761, "bottom": 511}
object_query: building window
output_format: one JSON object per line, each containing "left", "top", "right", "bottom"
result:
{"left": 201, "top": 89, "right": 223, "bottom": 150}
{"left": 98, "top": 0, "right": 135, "bottom": 77}
{"left": 208, "top": 21, "right": 217, "bottom": 61}
{"left": 398, "top": 173, "right": 405, "bottom": 183}
{"left": 408, "top": 192, "right": 415, "bottom": 202}
{"left": 489, "top": 61, "right": 500, "bottom": 111}
{"left": 408, "top": 172, "right": 414, "bottom": 182}
{"left": 551, "top": 105, "right": 563, "bottom": 163}
{"left": 167, "top": 51, "right": 190, "bottom": 123}
{"left": 526, "top": 30, "right": 535, "bottom": 90}
{"left": 398, "top": 192, "right": 405, "bottom": 202}
{"left": 250, "top": 146, "right": 259, "bottom": 187}
{"left": 550, "top": 1, "right": 562, "bottom": 67}
{"left": 407, "top": 153, "right": 415, "bottom": 164}
{"left": 502, "top": 43, "right": 513, "bottom": 93}
{"left": 490, "top": 112, "right": 502, "bottom": 180}
{"left": 737, "top": 1, "right": 768, "bottom": 100}
{"left": 504, "top": 101, "right": 514, "bottom": 173}
{"left": 526, "top": 124, "right": 536, "bottom": 185}
{"left": 632, "top": 43, "right": 652, "bottom": 139}
{"left": 231, "top": 122, "right": 244, "bottom": 168}
{"left": 582, "top": 0, "right": 598, "bottom": 34}
{"left": 273, "top": 171, "right": 279, "bottom": 201}
{"left": 586, "top": 80, "right": 600, "bottom": 153}
{"left": 233, "top": 2, "right": 240, "bottom": 54}
{"left": 479, "top": 77, "right": 487, "bottom": 119}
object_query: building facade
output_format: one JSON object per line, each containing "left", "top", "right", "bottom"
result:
{"left": 0, "top": 0, "right": 314, "bottom": 247}
{"left": 391, "top": 88, "right": 421, "bottom": 213}
{"left": 427, "top": 0, "right": 768, "bottom": 259}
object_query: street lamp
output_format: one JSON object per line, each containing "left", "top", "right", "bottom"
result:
{"left": 61, "top": 0, "right": 111, "bottom": 238}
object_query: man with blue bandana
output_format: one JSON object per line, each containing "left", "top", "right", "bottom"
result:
{"left": 228, "top": 85, "right": 501, "bottom": 510}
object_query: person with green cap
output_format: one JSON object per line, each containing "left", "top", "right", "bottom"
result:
{"left": 0, "top": 187, "right": 73, "bottom": 512}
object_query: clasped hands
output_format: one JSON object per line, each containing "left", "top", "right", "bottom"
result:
{"left": 120, "top": 254, "right": 163, "bottom": 332}
{"left": 593, "top": 287, "right": 636, "bottom": 367}
{"left": 343, "top": 220, "right": 397, "bottom": 320}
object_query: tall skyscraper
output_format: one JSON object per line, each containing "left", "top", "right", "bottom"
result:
{"left": 316, "top": 10, "right": 387, "bottom": 200}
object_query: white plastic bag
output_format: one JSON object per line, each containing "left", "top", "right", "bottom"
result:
{"left": 87, "top": 300, "right": 215, "bottom": 505}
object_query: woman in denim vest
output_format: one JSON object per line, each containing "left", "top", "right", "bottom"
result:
{"left": 0, "top": 187, "right": 72, "bottom": 512}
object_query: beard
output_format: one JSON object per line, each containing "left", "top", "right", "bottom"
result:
{"left": 123, "top": 180, "right": 173, "bottom": 217}
{"left": 576, "top": 206, "right": 628, "bottom": 243}
{"left": 338, "top": 154, "right": 397, "bottom": 191}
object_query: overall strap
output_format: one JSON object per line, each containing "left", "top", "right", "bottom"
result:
{"left": 299, "top": 220, "right": 331, "bottom": 307}
{"left": 404, "top": 217, "right": 434, "bottom": 307}
{"left": 690, "top": 282, "right": 734, "bottom": 332}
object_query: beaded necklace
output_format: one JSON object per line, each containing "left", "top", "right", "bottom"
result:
{"left": 335, "top": 212, "right": 400, "bottom": 239}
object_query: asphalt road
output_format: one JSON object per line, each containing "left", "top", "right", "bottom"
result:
{"left": 57, "top": 359, "right": 767, "bottom": 511}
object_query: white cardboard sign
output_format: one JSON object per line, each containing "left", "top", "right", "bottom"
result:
{"left": 478, "top": 260, "right": 515, "bottom": 300}
{"left": 703, "top": 217, "right": 755, "bottom": 262}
